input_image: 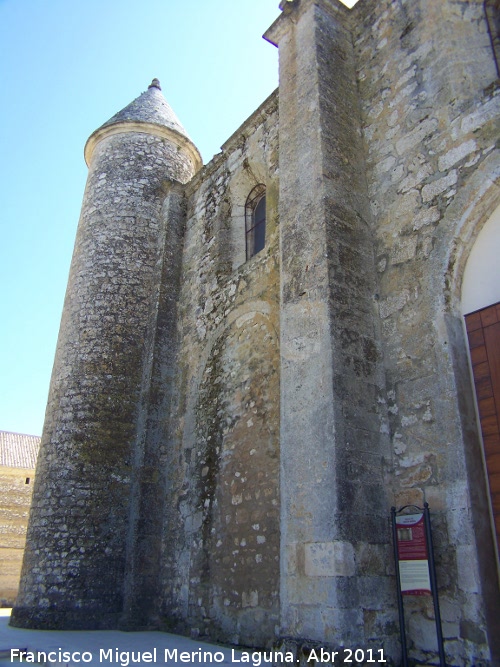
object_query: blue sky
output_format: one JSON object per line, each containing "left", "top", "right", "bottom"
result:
{"left": 0, "top": 0, "right": 355, "bottom": 437}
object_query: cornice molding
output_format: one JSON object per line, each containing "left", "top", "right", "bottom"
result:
{"left": 84, "top": 120, "right": 203, "bottom": 174}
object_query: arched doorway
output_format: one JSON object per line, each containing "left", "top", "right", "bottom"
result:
{"left": 462, "top": 202, "right": 500, "bottom": 570}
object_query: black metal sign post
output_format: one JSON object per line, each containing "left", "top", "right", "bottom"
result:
{"left": 391, "top": 506, "right": 409, "bottom": 667}
{"left": 423, "top": 503, "right": 446, "bottom": 667}
{"left": 391, "top": 503, "right": 446, "bottom": 667}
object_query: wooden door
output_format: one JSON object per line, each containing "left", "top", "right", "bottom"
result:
{"left": 465, "top": 302, "right": 500, "bottom": 554}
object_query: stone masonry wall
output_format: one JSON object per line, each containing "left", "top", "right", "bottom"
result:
{"left": 267, "top": 0, "right": 396, "bottom": 655}
{"left": 0, "top": 467, "right": 35, "bottom": 606}
{"left": 159, "top": 93, "right": 280, "bottom": 647}
{"left": 352, "top": 0, "right": 500, "bottom": 664}
{"left": 119, "top": 183, "right": 187, "bottom": 630}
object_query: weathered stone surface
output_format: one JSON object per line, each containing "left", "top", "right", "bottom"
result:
{"left": 352, "top": 0, "right": 500, "bottom": 662}
{"left": 304, "top": 541, "right": 355, "bottom": 577}
{"left": 0, "top": 453, "right": 37, "bottom": 606}
{"left": 156, "top": 92, "right": 280, "bottom": 647}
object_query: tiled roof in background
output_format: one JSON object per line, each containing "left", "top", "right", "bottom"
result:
{"left": 0, "top": 430, "right": 41, "bottom": 469}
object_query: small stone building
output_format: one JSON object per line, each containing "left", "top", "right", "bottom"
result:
{"left": 0, "top": 431, "right": 40, "bottom": 606}
{"left": 11, "top": 0, "right": 500, "bottom": 665}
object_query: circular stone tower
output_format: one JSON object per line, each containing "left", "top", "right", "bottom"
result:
{"left": 11, "top": 80, "right": 201, "bottom": 629}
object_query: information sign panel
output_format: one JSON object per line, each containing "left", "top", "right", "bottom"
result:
{"left": 395, "top": 513, "right": 431, "bottom": 595}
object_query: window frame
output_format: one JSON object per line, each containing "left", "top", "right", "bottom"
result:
{"left": 245, "top": 184, "right": 267, "bottom": 260}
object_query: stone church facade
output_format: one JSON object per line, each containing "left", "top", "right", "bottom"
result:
{"left": 12, "top": 0, "right": 500, "bottom": 665}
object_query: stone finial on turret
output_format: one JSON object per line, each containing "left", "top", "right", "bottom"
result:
{"left": 148, "top": 78, "right": 161, "bottom": 90}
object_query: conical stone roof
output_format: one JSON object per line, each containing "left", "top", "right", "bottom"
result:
{"left": 99, "top": 78, "right": 192, "bottom": 141}
{"left": 84, "top": 79, "right": 202, "bottom": 171}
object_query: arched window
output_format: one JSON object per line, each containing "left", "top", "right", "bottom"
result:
{"left": 245, "top": 184, "right": 266, "bottom": 260}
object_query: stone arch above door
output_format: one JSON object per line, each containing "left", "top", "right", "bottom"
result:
{"left": 461, "top": 202, "right": 500, "bottom": 316}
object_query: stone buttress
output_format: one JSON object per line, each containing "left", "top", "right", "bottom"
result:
{"left": 11, "top": 80, "right": 201, "bottom": 629}
{"left": 266, "top": 0, "right": 395, "bottom": 653}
